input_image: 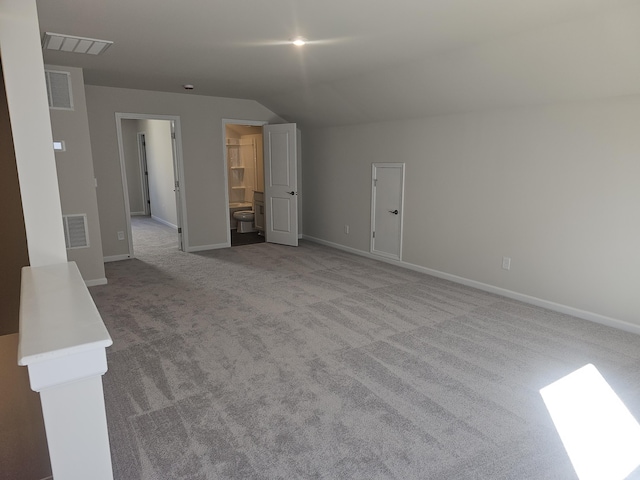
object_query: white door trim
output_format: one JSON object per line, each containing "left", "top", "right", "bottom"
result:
{"left": 370, "top": 162, "right": 405, "bottom": 261}
{"left": 221, "top": 119, "right": 268, "bottom": 247}
{"left": 115, "top": 112, "right": 188, "bottom": 257}
{"left": 136, "top": 132, "right": 150, "bottom": 216}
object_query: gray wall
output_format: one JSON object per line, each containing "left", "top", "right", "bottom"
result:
{"left": 140, "top": 119, "right": 177, "bottom": 227}
{"left": 121, "top": 119, "right": 145, "bottom": 215}
{"left": 303, "top": 96, "right": 640, "bottom": 328}
{"left": 47, "top": 65, "right": 106, "bottom": 284}
{"left": 86, "top": 86, "right": 283, "bottom": 256}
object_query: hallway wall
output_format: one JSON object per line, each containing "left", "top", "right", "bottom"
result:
{"left": 86, "top": 86, "right": 283, "bottom": 255}
{"left": 140, "top": 119, "right": 177, "bottom": 228}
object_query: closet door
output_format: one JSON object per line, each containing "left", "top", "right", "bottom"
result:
{"left": 371, "top": 163, "right": 405, "bottom": 260}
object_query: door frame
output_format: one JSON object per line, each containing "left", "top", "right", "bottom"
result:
{"left": 136, "top": 132, "right": 151, "bottom": 216}
{"left": 221, "top": 118, "right": 268, "bottom": 247}
{"left": 370, "top": 162, "right": 405, "bottom": 261}
{"left": 115, "top": 112, "right": 188, "bottom": 256}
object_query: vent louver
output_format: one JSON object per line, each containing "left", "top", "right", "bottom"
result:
{"left": 63, "top": 214, "right": 89, "bottom": 249}
{"left": 45, "top": 70, "right": 73, "bottom": 110}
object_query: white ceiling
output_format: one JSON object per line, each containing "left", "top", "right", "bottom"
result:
{"left": 36, "top": 0, "right": 640, "bottom": 127}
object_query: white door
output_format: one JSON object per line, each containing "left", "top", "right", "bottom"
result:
{"left": 371, "top": 163, "right": 405, "bottom": 260}
{"left": 264, "top": 123, "right": 298, "bottom": 246}
{"left": 170, "top": 122, "right": 184, "bottom": 251}
{"left": 137, "top": 133, "right": 150, "bottom": 216}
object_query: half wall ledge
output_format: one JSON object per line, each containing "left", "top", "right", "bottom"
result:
{"left": 18, "top": 261, "right": 114, "bottom": 480}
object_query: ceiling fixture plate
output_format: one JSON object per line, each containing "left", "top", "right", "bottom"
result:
{"left": 42, "top": 32, "right": 113, "bottom": 55}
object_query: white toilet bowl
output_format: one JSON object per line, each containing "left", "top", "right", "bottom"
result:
{"left": 233, "top": 210, "right": 256, "bottom": 233}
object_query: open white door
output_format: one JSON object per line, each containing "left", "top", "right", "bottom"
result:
{"left": 264, "top": 123, "right": 298, "bottom": 246}
{"left": 170, "top": 122, "right": 184, "bottom": 251}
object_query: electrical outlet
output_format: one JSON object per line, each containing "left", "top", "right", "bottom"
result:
{"left": 117, "top": 231, "right": 125, "bottom": 241}
{"left": 502, "top": 256, "right": 511, "bottom": 271}
{"left": 344, "top": 225, "right": 349, "bottom": 234}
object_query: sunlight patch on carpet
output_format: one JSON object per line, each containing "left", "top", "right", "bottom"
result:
{"left": 540, "top": 364, "right": 640, "bottom": 480}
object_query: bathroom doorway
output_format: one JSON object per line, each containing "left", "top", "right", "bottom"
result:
{"left": 224, "top": 120, "right": 266, "bottom": 247}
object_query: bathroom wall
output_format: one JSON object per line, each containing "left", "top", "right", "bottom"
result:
{"left": 226, "top": 125, "right": 264, "bottom": 197}
{"left": 240, "top": 139, "right": 256, "bottom": 203}
{"left": 244, "top": 133, "right": 264, "bottom": 193}
{"left": 225, "top": 126, "right": 242, "bottom": 208}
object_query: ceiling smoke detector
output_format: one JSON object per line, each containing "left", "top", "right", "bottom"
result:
{"left": 42, "top": 32, "right": 113, "bottom": 55}
{"left": 183, "top": 84, "right": 194, "bottom": 90}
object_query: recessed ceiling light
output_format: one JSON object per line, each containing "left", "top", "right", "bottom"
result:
{"left": 291, "top": 37, "right": 307, "bottom": 47}
{"left": 42, "top": 32, "right": 113, "bottom": 55}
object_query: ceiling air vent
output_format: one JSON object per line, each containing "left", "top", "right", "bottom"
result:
{"left": 45, "top": 70, "right": 73, "bottom": 110}
{"left": 63, "top": 214, "right": 89, "bottom": 249}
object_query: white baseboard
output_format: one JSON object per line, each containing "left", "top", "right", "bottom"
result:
{"left": 85, "top": 278, "right": 108, "bottom": 287}
{"left": 151, "top": 215, "right": 178, "bottom": 230}
{"left": 185, "top": 242, "right": 229, "bottom": 253}
{"left": 302, "top": 235, "right": 640, "bottom": 336}
{"left": 104, "top": 254, "right": 131, "bottom": 263}
{"left": 302, "top": 235, "right": 379, "bottom": 260}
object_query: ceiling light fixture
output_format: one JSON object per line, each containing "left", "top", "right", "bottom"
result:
{"left": 291, "top": 37, "right": 307, "bottom": 47}
{"left": 183, "top": 84, "right": 194, "bottom": 90}
{"left": 42, "top": 32, "right": 113, "bottom": 55}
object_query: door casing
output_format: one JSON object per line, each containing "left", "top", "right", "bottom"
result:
{"left": 115, "top": 112, "right": 187, "bottom": 256}
{"left": 136, "top": 132, "right": 150, "bottom": 216}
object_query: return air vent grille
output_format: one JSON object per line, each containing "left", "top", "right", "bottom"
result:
{"left": 45, "top": 70, "right": 73, "bottom": 110}
{"left": 63, "top": 214, "right": 89, "bottom": 249}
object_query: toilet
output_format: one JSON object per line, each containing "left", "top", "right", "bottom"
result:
{"left": 233, "top": 210, "right": 256, "bottom": 233}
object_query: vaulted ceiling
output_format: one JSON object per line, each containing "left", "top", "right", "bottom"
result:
{"left": 36, "top": 0, "right": 640, "bottom": 127}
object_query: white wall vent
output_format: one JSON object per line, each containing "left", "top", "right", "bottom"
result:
{"left": 45, "top": 70, "right": 73, "bottom": 110}
{"left": 63, "top": 214, "right": 89, "bottom": 249}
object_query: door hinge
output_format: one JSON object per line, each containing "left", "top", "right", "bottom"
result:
{"left": 373, "top": 178, "right": 377, "bottom": 186}
{"left": 171, "top": 132, "right": 176, "bottom": 140}
{"left": 178, "top": 227, "right": 182, "bottom": 234}
{"left": 175, "top": 181, "right": 179, "bottom": 188}
{"left": 372, "top": 231, "right": 376, "bottom": 238}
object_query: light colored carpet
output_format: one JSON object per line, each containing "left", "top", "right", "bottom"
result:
{"left": 90, "top": 216, "right": 640, "bottom": 479}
